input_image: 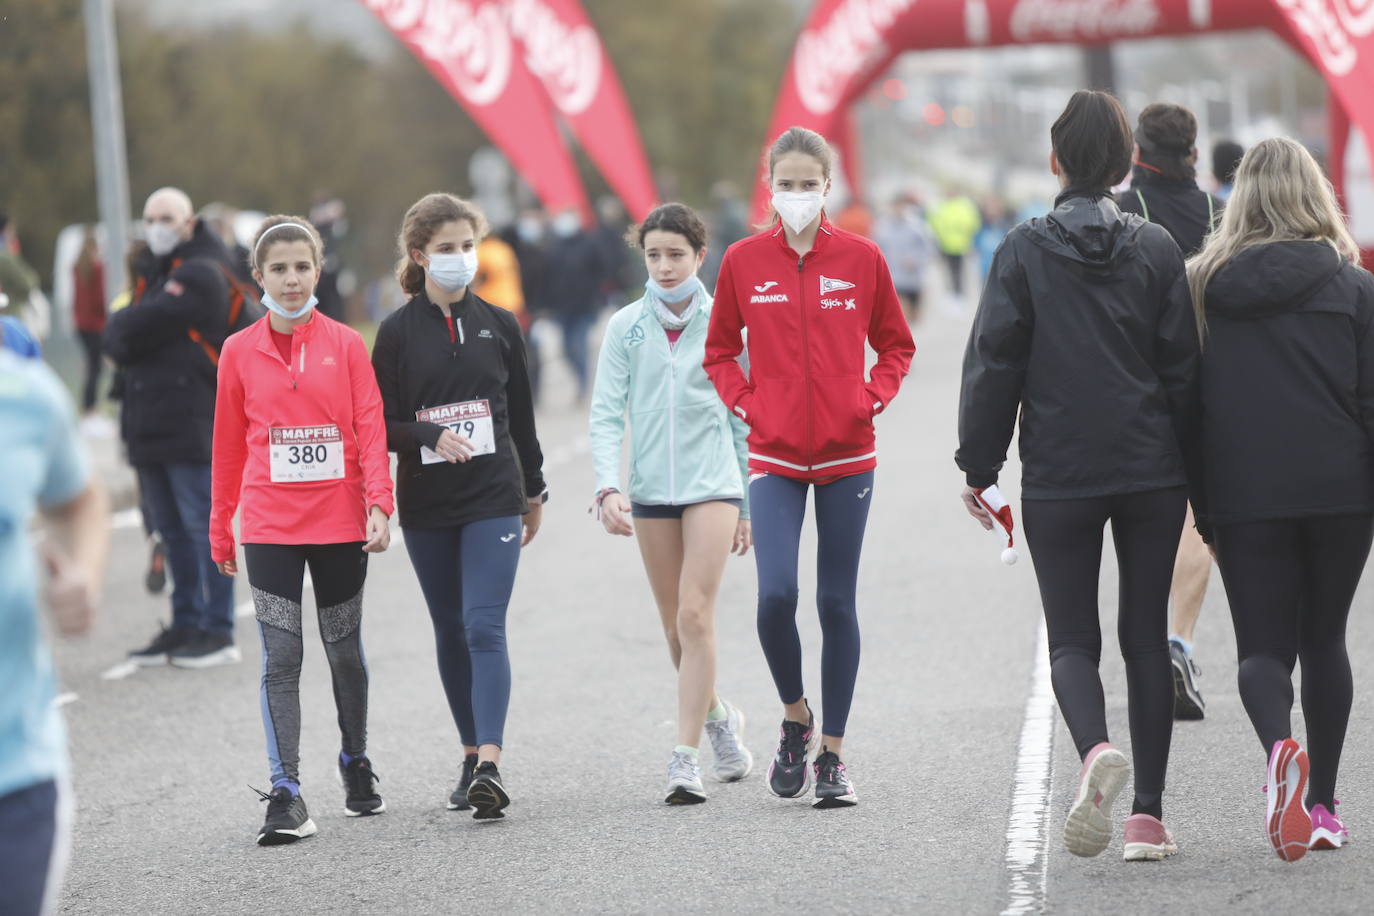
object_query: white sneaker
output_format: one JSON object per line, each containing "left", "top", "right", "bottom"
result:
{"left": 704, "top": 700, "right": 754, "bottom": 782}
{"left": 665, "top": 751, "right": 706, "bottom": 805}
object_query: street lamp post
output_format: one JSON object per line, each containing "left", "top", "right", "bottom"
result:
{"left": 82, "top": 0, "right": 131, "bottom": 303}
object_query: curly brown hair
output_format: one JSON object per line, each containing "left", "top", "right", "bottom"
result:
{"left": 395, "top": 193, "right": 489, "bottom": 296}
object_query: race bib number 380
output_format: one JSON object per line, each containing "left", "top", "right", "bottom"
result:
{"left": 269, "top": 425, "right": 345, "bottom": 482}
{"left": 417, "top": 400, "right": 496, "bottom": 464}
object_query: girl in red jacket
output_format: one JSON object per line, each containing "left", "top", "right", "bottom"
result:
{"left": 210, "top": 216, "right": 394, "bottom": 846}
{"left": 705, "top": 127, "right": 915, "bottom": 808}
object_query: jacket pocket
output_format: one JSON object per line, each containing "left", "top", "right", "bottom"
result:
{"left": 810, "top": 376, "right": 872, "bottom": 456}
{"left": 748, "top": 377, "right": 805, "bottom": 459}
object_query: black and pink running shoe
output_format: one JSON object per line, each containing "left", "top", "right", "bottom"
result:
{"left": 812, "top": 750, "right": 857, "bottom": 809}
{"left": 767, "top": 707, "right": 817, "bottom": 799}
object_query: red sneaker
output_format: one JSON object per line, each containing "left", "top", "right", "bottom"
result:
{"left": 1266, "top": 738, "right": 1313, "bottom": 862}
{"left": 1123, "top": 813, "right": 1178, "bottom": 861}
{"left": 1063, "top": 742, "right": 1130, "bottom": 857}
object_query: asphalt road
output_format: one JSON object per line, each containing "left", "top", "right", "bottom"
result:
{"left": 52, "top": 302, "right": 1374, "bottom": 914}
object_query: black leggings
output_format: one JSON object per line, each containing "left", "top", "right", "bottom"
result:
{"left": 1214, "top": 514, "right": 1374, "bottom": 809}
{"left": 245, "top": 542, "right": 370, "bottom": 786}
{"left": 1022, "top": 486, "right": 1185, "bottom": 820}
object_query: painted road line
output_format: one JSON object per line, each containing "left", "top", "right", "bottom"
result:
{"left": 1002, "top": 620, "right": 1056, "bottom": 916}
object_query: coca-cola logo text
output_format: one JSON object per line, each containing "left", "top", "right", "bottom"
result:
{"left": 506, "top": 0, "right": 602, "bottom": 116}
{"left": 1009, "top": 0, "right": 1160, "bottom": 43}
{"left": 366, "top": 0, "right": 513, "bottom": 107}
{"left": 794, "top": 0, "right": 916, "bottom": 116}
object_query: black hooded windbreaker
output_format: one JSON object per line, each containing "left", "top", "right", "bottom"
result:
{"left": 1189, "top": 241, "right": 1374, "bottom": 538}
{"left": 956, "top": 192, "right": 1200, "bottom": 500}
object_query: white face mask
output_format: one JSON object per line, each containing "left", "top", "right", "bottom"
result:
{"left": 146, "top": 222, "right": 183, "bottom": 257}
{"left": 771, "top": 191, "right": 826, "bottom": 234}
{"left": 427, "top": 249, "right": 478, "bottom": 292}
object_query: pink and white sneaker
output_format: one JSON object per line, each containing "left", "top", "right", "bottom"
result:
{"left": 1266, "top": 738, "right": 1313, "bottom": 862}
{"left": 1310, "top": 802, "right": 1349, "bottom": 850}
{"left": 1064, "top": 742, "right": 1130, "bottom": 857}
{"left": 1123, "top": 813, "right": 1178, "bottom": 861}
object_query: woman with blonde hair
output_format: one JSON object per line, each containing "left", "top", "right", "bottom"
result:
{"left": 1186, "top": 137, "right": 1374, "bottom": 862}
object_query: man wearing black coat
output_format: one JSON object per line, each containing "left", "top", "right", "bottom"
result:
{"left": 104, "top": 187, "right": 240, "bottom": 668}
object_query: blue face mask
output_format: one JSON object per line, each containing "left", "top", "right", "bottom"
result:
{"left": 262, "top": 292, "right": 318, "bottom": 320}
{"left": 427, "top": 250, "right": 479, "bottom": 292}
{"left": 646, "top": 273, "right": 701, "bottom": 304}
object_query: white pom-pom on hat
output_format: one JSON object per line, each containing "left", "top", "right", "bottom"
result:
{"left": 1002, "top": 546, "right": 1019, "bottom": 566}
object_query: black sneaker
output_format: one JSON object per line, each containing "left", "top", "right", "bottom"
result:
{"left": 339, "top": 756, "right": 386, "bottom": 816}
{"left": 254, "top": 786, "right": 317, "bottom": 846}
{"left": 1170, "top": 640, "right": 1206, "bottom": 721}
{"left": 169, "top": 630, "right": 242, "bottom": 669}
{"left": 128, "top": 625, "right": 192, "bottom": 666}
{"left": 144, "top": 536, "right": 167, "bottom": 594}
{"left": 767, "top": 704, "right": 817, "bottom": 799}
{"left": 812, "top": 749, "right": 858, "bottom": 809}
{"left": 466, "top": 761, "right": 510, "bottom": 820}
{"left": 448, "top": 753, "right": 478, "bottom": 811}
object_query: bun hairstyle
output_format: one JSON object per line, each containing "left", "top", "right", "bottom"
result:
{"left": 1050, "top": 90, "right": 1134, "bottom": 193}
{"left": 395, "top": 193, "right": 489, "bottom": 296}
{"left": 249, "top": 215, "right": 324, "bottom": 274}
{"left": 1135, "top": 102, "right": 1199, "bottom": 181}
{"left": 628, "top": 202, "right": 708, "bottom": 253}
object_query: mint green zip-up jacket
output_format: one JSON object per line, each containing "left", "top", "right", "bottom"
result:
{"left": 589, "top": 293, "right": 750, "bottom": 518}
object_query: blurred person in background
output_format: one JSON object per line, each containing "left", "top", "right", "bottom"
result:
{"left": 503, "top": 208, "right": 550, "bottom": 404}
{"left": 594, "top": 196, "right": 635, "bottom": 310}
{"left": 0, "top": 343, "right": 108, "bottom": 916}
{"left": 1118, "top": 102, "right": 1224, "bottom": 721}
{"left": 834, "top": 198, "right": 873, "bottom": 238}
{"left": 928, "top": 187, "right": 982, "bottom": 310}
{"left": 200, "top": 203, "right": 255, "bottom": 287}
{"left": 975, "top": 194, "right": 1013, "bottom": 286}
{"left": 704, "top": 181, "right": 749, "bottom": 288}
{"left": 873, "top": 192, "right": 933, "bottom": 323}
{"left": 0, "top": 211, "right": 45, "bottom": 338}
{"left": 71, "top": 227, "right": 111, "bottom": 433}
{"left": 310, "top": 194, "right": 349, "bottom": 322}
{"left": 544, "top": 207, "right": 609, "bottom": 404}
{"left": 104, "top": 187, "right": 241, "bottom": 669}
{"left": 1, "top": 314, "right": 41, "bottom": 358}
{"left": 1212, "top": 140, "right": 1245, "bottom": 202}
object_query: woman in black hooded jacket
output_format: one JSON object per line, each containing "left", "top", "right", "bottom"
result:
{"left": 957, "top": 91, "right": 1199, "bottom": 863}
{"left": 1186, "top": 137, "right": 1374, "bottom": 863}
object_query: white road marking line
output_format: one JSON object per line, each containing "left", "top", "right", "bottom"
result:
{"left": 100, "top": 660, "right": 140, "bottom": 681}
{"left": 53, "top": 692, "right": 79, "bottom": 708}
{"left": 1002, "top": 620, "right": 1056, "bottom": 916}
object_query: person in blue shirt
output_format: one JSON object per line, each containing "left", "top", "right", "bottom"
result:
{"left": 0, "top": 348, "right": 108, "bottom": 916}
{"left": 0, "top": 314, "right": 41, "bottom": 358}
{"left": 589, "top": 203, "right": 754, "bottom": 805}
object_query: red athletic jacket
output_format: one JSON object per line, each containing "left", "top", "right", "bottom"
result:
{"left": 210, "top": 312, "right": 394, "bottom": 563}
{"left": 705, "top": 218, "right": 915, "bottom": 481}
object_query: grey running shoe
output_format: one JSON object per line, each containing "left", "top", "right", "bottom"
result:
{"left": 254, "top": 786, "right": 317, "bottom": 846}
{"left": 812, "top": 750, "right": 857, "bottom": 809}
{"left": 1170, "top": 640, "right": 1205, "bottom": 720}
{"left": 665, "top": 751, "right": 706, "bottom": 805}
{"left": 704, "top": 700, "right": 754, "bottom": 782}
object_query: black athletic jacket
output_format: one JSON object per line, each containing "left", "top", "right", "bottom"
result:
{"left": 1189, "top": 241, "right": 1374, "bottom": 539}
{"left": 1117, "top": 171, "right": 1222, "bottom": 257}
{"left": 956, "top": 191, "right": 1199, "bottom": 500}
{"left": 372, "top": 289, "right": 546, "bottom": 529}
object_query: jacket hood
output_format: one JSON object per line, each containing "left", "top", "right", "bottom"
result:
{"left": 168, "top": 219, "right": 233, "bottom": 268}
{"left": 1024, "top": 193, "right": 1142, "bottom": 270}
{"left": 1205, "top": 241, "right": 1344, "bottom": 318}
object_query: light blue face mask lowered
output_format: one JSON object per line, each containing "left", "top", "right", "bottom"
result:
{"left": 646, "top": 273, "right": 701, "bottom": 304}
{"left": 262, "top": 292, "right": 319, "bottom": 320}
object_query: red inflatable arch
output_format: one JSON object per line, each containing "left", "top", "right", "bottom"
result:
{"left": 755, "top": 0, "right": 1374, "bottom": 258}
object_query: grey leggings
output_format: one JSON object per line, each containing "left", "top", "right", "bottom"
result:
{"left": 245, "top": 542, "right": 369, "bottom": 787}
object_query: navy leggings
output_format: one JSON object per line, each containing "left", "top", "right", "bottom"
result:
{"left": 751, "top": 471, "right": 874, "bottom": 737}
{"left": 404, "top": 516, "right": 522, "bottom": 748}
{"left": 0, "top": 779, "right": 64, "bottom": 916}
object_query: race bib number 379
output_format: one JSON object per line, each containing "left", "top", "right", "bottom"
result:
{"left": 417, "top": 400, "right": 496, "bottom": 464}
{"left": 269, "top": 425, "right": 346, "bottom": 482}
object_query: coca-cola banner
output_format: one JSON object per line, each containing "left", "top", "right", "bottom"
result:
{"left": 363, "top": 0, "right": 590, "bottom": 218}
{"left": 507, "top": 0, "right": 658, "bottom": 220}
{"left": 753, "top": 0, "right": 1374, "bottom": 222}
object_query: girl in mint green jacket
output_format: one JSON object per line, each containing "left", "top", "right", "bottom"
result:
{"left": 589, "top": 203, "right": 754, "bottom": 806}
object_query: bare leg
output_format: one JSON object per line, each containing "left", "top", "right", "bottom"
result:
{"left": 1170, "top": 505, "right": 1211, "bottom": 644}
{"left": 674, "top": 502, "right": 738, "bottom": 749}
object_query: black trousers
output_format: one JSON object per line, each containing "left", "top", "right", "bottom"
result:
{"left": 1023, "top": 486, "right": 1186, "bottom": 819}
{"left": 1214, "top": 513, "right": 1374, "bottom": 809}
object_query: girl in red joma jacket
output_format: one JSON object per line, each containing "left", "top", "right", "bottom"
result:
{"left": 210, "top": 216, "right": 394, "bottom": 847}
{"left": 705, "top": 127, "right": 914, "bottom": 809}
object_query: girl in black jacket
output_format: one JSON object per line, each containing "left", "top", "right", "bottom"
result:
{"left": 957, "top": 91, "right": 1199, "bottom": 862}
{"left": 372, "top": 193, "right": 547, "bottom": 821}
{"left": 1186, "top": 137, "right": 1374, "bottom": 862}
